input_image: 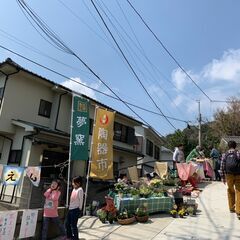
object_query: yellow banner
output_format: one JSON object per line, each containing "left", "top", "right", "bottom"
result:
{"left": 90, "top": 108, "right": 115, "bottom": 179}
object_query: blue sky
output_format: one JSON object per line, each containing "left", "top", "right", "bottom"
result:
{"left": 1, "top": 0, "right": 240, "bottom": 136}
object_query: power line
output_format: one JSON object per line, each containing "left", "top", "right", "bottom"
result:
{"left": 5, "top": 0, "right": 171, "bottom": 140}
{"left": 96, "top": 0, "right": 188, "bottom": 119}
{"left": 90, "top": 0, "right": 177, "bottom": 130}
{"left": 0, "top": 28, "right": 92, "bottom": 77}
{"left": 0, "top": 44, "right": 189, "bottom": 125}
{"left": 126, "top": 0, "right": 212, "bottom": 102}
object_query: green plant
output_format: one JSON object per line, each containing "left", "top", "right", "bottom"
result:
{"left": 130, "top": 187, "right": 140, "bottom": 196}
{"left": 107, "top": 212, "right": 115, "bottom": 224}
{"left": 178, "top": 208, "right": 185, "bottom": 218}
{"left": 186, "top": 206, "right": 196, "bottom": 216}
{"left": 149, "top": 179, "right": 163, "bottom": 188}
{"left": 117, "top": 209, "right": 134, "bottom": 219}
{"left": 114, "top": 182, "right": 128, "bottom": 193}
{"left": 85, "top": 205, "right": 91, "bottom": 215}
{"left": 170, "top": 209, "right": 178, "bottom": 217}
{"left": 135, "top": 206, "right": 148, "bottom": 217}
{"left": 97, "top": 209, "right": 107, "bottom": 223}
{"left": 139, "top": 186, "right": 152, "bottom": 198}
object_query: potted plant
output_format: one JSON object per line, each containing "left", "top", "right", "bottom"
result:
{"left": 178, "top": 208, "right": 186, "bottom": 218}
{"left": 135, "top": 206, "right": 149, "bottom": 223}
{"left": 170, "top": 209, "right": 178, "bottom": 218}
{"left": 130, "top": 187, "right": 140, "bottom": 199}
{"left": 97, "top": 209, "right": 107, "bottom": 223}
{"left": 117, "top": 209, "right": 135, "bottom": 225}
{"left": 114, "top": 182, "right": 128, "bottom": 198}
{"left": 85, "top": 205, "right": 91, "bottom": 216}
{"left": 139, "top": 186, "right": 152, "bottom": 198}
{"left": 150, "top": 179, "right": 163, "bottom": 188}
{"left": 186, "top": 206, "right": 196, "bottom": 216}
{"left": 107, "top": 212, "right": 115, "bottom": 224}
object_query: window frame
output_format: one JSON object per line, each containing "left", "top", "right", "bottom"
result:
{"left": 8, "top": 150, "right": 22, "bottom": 164}
{"left": 154, "top": 145, "right": 160, "bottom": 160}
{"left": 146, "top": 139, "right": 153, "bottom": 157}
{"left": 38, "top": 99, "right": 52, "bottom": 118}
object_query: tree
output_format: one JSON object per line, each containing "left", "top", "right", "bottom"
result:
{"left": 165, "top": 123, "right": 219, "bottom": 157}
{"left": 212, "top": 97, "right": 240, "bottom": 137}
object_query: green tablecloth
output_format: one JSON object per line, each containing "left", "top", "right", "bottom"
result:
{"left": 115, "top": 196, "right": 173, "bottom": 214}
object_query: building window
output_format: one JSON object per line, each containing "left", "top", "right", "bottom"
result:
{"left": 113, "top": 122, "right": 135, "bottom": 144}
{"left": 0, "top": 87, "right": 4, "bottom": 100}
{"left": 154, "top": 146, "right": 160, "bottom": 160}
{"left": 8, "top": 150, "right": 22, "bottom": 164}
{"left": 38, "top": 99, "right": 52, "bottom": 118}
{"left": 146, "top": 139, "right": 153, "bottom": 157}
{"left": 114, "top": 122, "right": 127, "bottom": 143}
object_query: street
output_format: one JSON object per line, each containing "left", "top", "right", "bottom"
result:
{"left": 77, "top": 182, "right": 240, "bottom": 240}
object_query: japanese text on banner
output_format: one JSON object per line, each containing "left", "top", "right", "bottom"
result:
{"left": 2, "top": 166, "right": 23, "bottom": 185}
{"left": 71, "top": 96, "right": 89, "bottom": 161}
{"left": 19, "top": 210, "right": 38, "bottom": 239}
{"left": 90, "top": 108, "right": 115, "bottom": 180}
{"left": 0, "top": 211, "right": 17, "bottom": 240}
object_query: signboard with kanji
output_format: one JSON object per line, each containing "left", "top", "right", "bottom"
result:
{"left": 90, "top": 108, "right": 115, "bottom": 179}
{"left": 19, "top": 210, "right": 38, "bottom": 239}
{"left": 71, "top": 96, "right": 90, "bottom": 161}
{"left": 0, "top": 211, "right": 17, "bottom": 240}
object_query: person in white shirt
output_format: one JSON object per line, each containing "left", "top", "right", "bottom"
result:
{"left": 65, "top": 176, "right": 84, "bottom": 240}
{"left": 173, "top": 144, "right": 185, "bottom": 169}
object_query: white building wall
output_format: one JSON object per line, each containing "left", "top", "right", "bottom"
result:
{"left": 0, "top": 73, "right": 59, "bottom": 133}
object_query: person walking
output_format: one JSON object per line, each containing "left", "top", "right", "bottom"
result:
{"left": 173, "top": 144, "right": 185, "bottom": 169}
{"left": 220, "top": 140, "right": 240, "bottom": 219}
{"left": 210, "top": 145, "right": 221, "bottom": 181}
{"left": 65, "top": 176, "right": 84, "bottom": 240}
{"left": 42, "top": 179, "right": 66, "bottom": 240}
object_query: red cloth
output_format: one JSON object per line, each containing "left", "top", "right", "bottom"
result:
{"left": 203, "top": 160, "right": 214, "bottom": 178}
{"left": 176, "top": 163, "right": 191, "bottom": 181}
{"left": 177, "top": 163, "right": 198, "bottom": 188}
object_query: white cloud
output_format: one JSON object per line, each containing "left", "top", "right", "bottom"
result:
{"left": 147, "top": 84, "right": 164, "bottom": 97}
{"left": 203, "top": 49, "right": 240, "bottom": 82}
{"left": 172, "top": 95, "right": 184, "bottom": 107}
{"left": 61, "top": 77, "right": 100, "bottom": 99}
{"left": 171, "top": 68, "right": 188, "bottom": 91}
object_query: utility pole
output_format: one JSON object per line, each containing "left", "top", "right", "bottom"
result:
{"left": 197, "top": 100, "right": 202, "bottom": 147}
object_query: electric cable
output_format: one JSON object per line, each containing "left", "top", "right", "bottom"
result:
{"left": 0, "top": 44, "right": 190, "bottom": 125}
{"left": 126, "top": 0, "right": 212, "bottom": 102}
{"left": 90, "top": 0, "right": 177, "bottom": 130}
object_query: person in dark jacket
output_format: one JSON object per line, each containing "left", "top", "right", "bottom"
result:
{"left": 210, "top": 145, "right": 221, "bottom": 181}
{"left": 220, "top": 140, "right": 240, "bottom": 219}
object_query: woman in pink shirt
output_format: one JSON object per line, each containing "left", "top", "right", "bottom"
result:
{"left": 42, "top": 179, "right": 66, "bottom": 240}
{"left": 65, "top": 176, "right": 84, "bottom": 240}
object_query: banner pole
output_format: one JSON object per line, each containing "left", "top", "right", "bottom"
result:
{"left": 83, "top": 105, "right": 98, "bottom": 215}
{"left": 66, "top": 94, "right": 74, "bottom": 207}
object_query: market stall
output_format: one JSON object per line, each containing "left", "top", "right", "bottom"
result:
{"left": 115, "top": 195, "right": 173, "bottom": 214}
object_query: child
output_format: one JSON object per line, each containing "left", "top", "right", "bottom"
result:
{"left": 65, "top": 176, "right": 84, "bottom": 240}
{"left": 42, "top": 179, "right": 66, "bottom": 240}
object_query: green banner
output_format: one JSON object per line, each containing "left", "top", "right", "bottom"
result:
{"left": 70, "top": 96, "right": 89, "bottom": 161}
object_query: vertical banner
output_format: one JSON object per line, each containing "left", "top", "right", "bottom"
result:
{"left": 0, "top": 211, "right": 18, "bottom": 240}
{"left": 26, "top": 167, "right": 41, "bottom": 187}
{"left": 19, "top": 210, "right": 38, "bottom": 239}
{"left": 2, "top": 166, "right": 23, "bottom": 185}
{"left": 71, "top": 96, "right": 90, "bottom": 161}
{"left": 90, "top": 108, "right": 115, "bottom": 179}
